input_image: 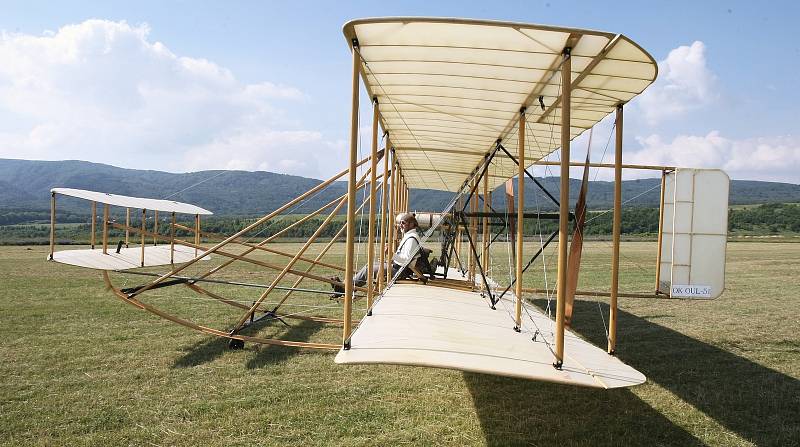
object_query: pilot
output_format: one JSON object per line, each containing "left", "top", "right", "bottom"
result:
{"left": 330, "top": 212, "right": 428, "bottom": 298}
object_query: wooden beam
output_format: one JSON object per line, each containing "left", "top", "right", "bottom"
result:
{"left": 468, "top": 179, "right": 477, "bottom": 282}
{"left": 515, "top": 108, "right": 526, "bottom": 330}
{"left": 102, "top": 204, "right": 109, "bottom": 255}
{"left": 125, "top": 208, "right": 130, "bottom": 247}
{"left": 153, "top": 210, "right": 158, "bottom": 246}
{"left": 343, "top": 39, "right": 360, "bottom": 348}
{"left": 272, "top": 211, "right": 350, "bottom": 312}
{"left": 554, "top": 49, "right": 571, "bottom": 368}
{"left": 655, "top": 170, "right": 667, "bottom": 293}
{"left": 170, "top": 212, "right": 176, "bottom": 266}
{"left": 175, "top": 238, "right": 368, "bottom": 293}
{"left": 388, "top": 151, "right": 397, "bottom": 260}
{"left": 189, "top": 169, "right": 371, "bottom": 286}
{"left": 194, "top": 214, "right": 200, "bottom": 257}
{"left": 127, "top": 152, "right": 376, "bottom": 299}
{"left": 104, "top": 272, "right": 339, "bottom": 351}
{"left": 609, "top": 104, "right": 623, "bottom": 355}
{"left": 367, "top": 97, "right": 379, "bottom": 309}
{"left": 49, "top": 192, "right": 56, "bottom": 260}
{"left": 481, "top": 173, "right": 489, "bottom": 293}
{"left": 140, "top": 209, "right": 146, "bottom": 267}
{"left": 532, "top": 160, "right": 675, "bottom": 171}
{"left": 377, "top": 138, "right": 391, "bottom": 294}
{"left": 230, "top": 191, "right": 358, "bottom": 334}
{"left": 90, "top": 201, "right": 96, "bottom": 249}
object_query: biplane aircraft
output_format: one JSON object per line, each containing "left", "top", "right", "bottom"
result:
{"left": 48, "top": 18, "right": 729, "bottom": 389}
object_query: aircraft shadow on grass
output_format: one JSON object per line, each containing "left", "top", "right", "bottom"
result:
{"left": 172, "top": 318, "right": 324, "bottom": 369}
{"left": 466, "top": 300, "right": 799, "bottom": 446}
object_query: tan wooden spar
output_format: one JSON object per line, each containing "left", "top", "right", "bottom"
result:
{"left": 342, "top": 38, "right": 361, "bottom": 347}
{"left": 91, "top": 201, "right": 96, "bottom": 249}
{"left": 514, "top": 108, "right": 525, "bottom": 330}
{"left": 366, "top": 97, "right": 379, "bottom": 309}
{"left": 49, "top": 192, "right": 55, "bottom": 260}
{"left": 609, "top": 104, "right": 624, "bottom": 353}
{"left": 554, "top": 48, "right": 572, "bottom": 368}
{"left": 377, "top": 138, "right": 391, "bottom": 293}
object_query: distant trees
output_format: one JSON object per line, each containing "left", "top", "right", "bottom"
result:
{"left": 1, "top": 203, "right": 797, "bottom": 244}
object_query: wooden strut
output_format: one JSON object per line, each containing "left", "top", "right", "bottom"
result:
{"left": 468, "top": 179, "right": 477, "bottom": 282}
{"left": 194, "top": 185, "right": 353, "bottom": 334}
{"left": 655, "top": 169, "right": 667, "bottom": 293}
{"left": 91, "top": 201, "right": 97, "bottom": 249}
{"left": 140, "top": 209, "right": 146, "bottom": 267}
{"left": 173, "top": 223, "right": 347, "bottom": 272}
{"left": 343, "top": 38, "right": 360, "bottom": 348}
{"left": 154, "top": 210, "right": 158, "bottom": 246}
{"left": 554, "top": 48, "right": 571, "bottom": 368}
{"left": 102, "top": 271, "right": 339, "bottom": 350}
{"left": 377, "top": 138, "right": 391, "bottom": 294}
{"left": 366, "top": 97, "right": 379, "bottom": 309}
{"left": 126, "top": 152, "right": 377, "bottom": 299}
{"left": 125, "top": 208, "right": 130, "bottom": 247}
{"left": 386, "top": 150, "right": 397, "bottom": 282}
{"left": 481, "top": 170, "right": 489, "bottom": 293}
{"left": 609, "top": 104, "right": 623, "bottom": 354}
{"left": 532, "top": 160, "right": 674, "bottom": 171}
{"left": 173, "top": 186, "right": 354, "bottom": 245}
{"left": 49, "top": 192, "right": 55, "bottom": 260}
{"left": 200, "top": 167, "right": 374, "bottom": 296}
{"left": 113, "top": 221, "right": 370, "bottom": 294}
{"left": 514, "top": 108, "right": 525, "bottom": 330}
{"left": 119, "top": 169, "right": 373, "bottom": 299}
{"left": 170, "top": 212, "right": 176, "bottom": 266}
{"left": 102, "top": 204, "right": 109, "bottom": 254}
{"left": 269, "top": 185, "right": 373, "bottom": 315}
{"left": 194, "top": 214, "right": 200, "bottom": 257}
{"left": 185, "top": 282, "right": 350, "bottom": 325}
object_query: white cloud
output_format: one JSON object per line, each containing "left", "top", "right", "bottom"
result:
{"left": 0, "top": 19, "right": 337, "bottom": 178}
{"left": 636, "top": 41, "right": 718, "bottom": 125}
{"left": 626, "top": 132, "right": 800, "bottom": 183}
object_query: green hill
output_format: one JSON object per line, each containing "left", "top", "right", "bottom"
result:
{"left": 1, "top": 158, "right": 799, "bottom": 225}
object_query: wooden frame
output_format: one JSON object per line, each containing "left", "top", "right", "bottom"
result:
{"left": 366, "top": 97, "right": 379, "bottom": 309}
{"left": 140, "top": 209, "right": 146, "bottom": 267}
{"left": 514, "top": 108, "right": 525, "bottom": 330}
{"left": 377, "top": 138, "right": 391, "bottom": 293}
{"left": 49, "top": 192, "right": 56, "bottom": 260}
{"left": 342, "top": 39, "right": 361, "bottom": 348}
{"left": 554, "top": 48, "right": 571, "bottom": 368}
{"left": 608, "top": 104, "right": 623, "bottom": 354}
{"left": 91, "top": 201, "right": 97, "bottom": 249}
{"left": 102, "top": 204, "right": 109, "bottom": 254}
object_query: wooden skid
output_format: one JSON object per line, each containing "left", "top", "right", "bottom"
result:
{"left": 103, "top": 272, "right": 339, "bottom": 350}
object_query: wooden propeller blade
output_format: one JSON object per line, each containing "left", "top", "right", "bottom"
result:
{"left": 565, "top": 134, "right": 593, "bottom": 326}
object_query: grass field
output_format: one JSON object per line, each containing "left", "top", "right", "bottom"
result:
{"left": 1, "top": 241, "right": 798, "bottom": 446}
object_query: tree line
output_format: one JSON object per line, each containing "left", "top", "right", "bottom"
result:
{"left": 1, "top": 203, "right": 797, "bottom": 245}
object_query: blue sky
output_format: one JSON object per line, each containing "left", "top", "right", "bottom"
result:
{"left": 0, "top": 1, "right": 797, "bottom": 183}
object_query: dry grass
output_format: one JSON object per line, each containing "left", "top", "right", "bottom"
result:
{"left": 0, "top": 241, "right": 798, "bottom": 446}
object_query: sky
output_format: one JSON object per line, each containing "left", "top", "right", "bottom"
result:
{"left": 0, "top": 0, "right": 797, "bottom": 184}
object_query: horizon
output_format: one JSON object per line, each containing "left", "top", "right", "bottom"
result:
{"left": 2, "top": 157, "right": 797, "bottom": 186}
{"left": 0, "top": 2, "right": 798, "bottom": 184}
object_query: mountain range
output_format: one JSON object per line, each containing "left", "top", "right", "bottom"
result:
{"left": 1, "top": 158, "right": 798, "bottom": 219}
